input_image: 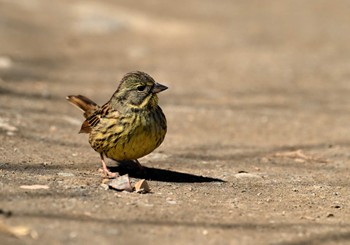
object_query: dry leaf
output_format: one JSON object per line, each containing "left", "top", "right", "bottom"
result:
{"left": 135, "top": 179, "right": 150, "bottom": 194}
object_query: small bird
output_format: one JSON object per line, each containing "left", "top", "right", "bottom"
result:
{"left": 66, "top": 71, "right": 167, "bottom": 178}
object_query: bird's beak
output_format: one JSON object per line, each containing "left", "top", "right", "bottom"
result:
{"left": 152, "top": 82, "right": 168, "bottom": 93}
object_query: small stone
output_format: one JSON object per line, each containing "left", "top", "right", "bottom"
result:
{"left": 108, "top": 174, "right": 133, "bottom": 192}
{"left": 234, "top": 173, "right": 262, "bottom": 179}
{"left": 238, "top": 170, "right": 248, "bottom": 173}
{"left": 166, "top": 198, "right": 177, "bottom": 205}
{"left": 100, "top": 183, "right": 109, "bottom": 190}
{"left": 20, "top": 185, "right": 49, "bottom": 190}
{"left": 57, "top": 172, "right": 75, "bottom": 177}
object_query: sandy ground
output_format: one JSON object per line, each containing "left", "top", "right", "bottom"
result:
{"left": 1, "top": 0, "right": 350, "bottom": 244}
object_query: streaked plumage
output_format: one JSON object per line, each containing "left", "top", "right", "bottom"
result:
{"left": 67, "top": 71, "right": 167, "bottom": 178}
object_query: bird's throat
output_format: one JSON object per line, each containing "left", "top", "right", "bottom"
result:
{"left": 116, "top": 93, "right": 158, "bottom": 113}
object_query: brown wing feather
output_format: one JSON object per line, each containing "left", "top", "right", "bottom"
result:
{"left": 66, "top": 95, "right": 99, "bottom": 118}
{"left": 79, "top": 103, "right": 119, "bottom": 134}
{"left": 79, "top": 120, "right": 92, "bottom": 133}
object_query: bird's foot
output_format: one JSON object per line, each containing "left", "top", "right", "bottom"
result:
{"left": 100, "top": 153, "right": 119, "bottom": 179}
{"left": 102, "top": 169, "right": 119, "bottom": 179}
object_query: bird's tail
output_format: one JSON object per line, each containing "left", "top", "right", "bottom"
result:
{"left": 66, "top": 95, "right": 99, "bottom": 119}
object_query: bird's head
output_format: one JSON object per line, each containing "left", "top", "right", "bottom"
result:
{"left": 110, "top": 71, "right": 168, "bottom": 111}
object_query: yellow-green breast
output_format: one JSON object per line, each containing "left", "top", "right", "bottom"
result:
{"left": 89, "top": 107, "right": 166, "bottom": 161}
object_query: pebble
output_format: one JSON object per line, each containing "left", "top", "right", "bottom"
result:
{"left": 20, "top": 185, "right": 49, "bottom": 190}
{"left": 108, "top": 174, "right": 133, "bottom": 192}
{"left": 234, "top": 173, "right": 262, "bottom": 179}
{"left": 166, "top": 198, "right": 177, "bottom": 205}
{"left": 57, "top": 172, "right": 75, "bottom": 177}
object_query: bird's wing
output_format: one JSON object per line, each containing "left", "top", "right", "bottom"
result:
{"left": 79, "top": 103, "right": 120, "bottom": 134}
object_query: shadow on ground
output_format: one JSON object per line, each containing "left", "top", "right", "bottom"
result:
{"left": 110, "top": 161, "right": 224, "bottom": 183}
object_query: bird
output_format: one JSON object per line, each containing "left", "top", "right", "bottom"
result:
{"left": 66, "top": 71, "right": 167, "bottom": 178}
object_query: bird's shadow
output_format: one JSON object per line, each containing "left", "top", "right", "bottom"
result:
{"left": 109, "top": 161, "right": 224, "bottom": 183}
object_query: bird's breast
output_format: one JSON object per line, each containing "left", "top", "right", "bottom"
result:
{"left": 90, "top": 108, "right": 166, "bottom": 161}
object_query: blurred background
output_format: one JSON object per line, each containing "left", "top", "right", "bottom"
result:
{"left": 1, "top": 0, "right": 350, "bottom": 151}
{"left": 1, "top": 0, "right": 350, "bottom": 244}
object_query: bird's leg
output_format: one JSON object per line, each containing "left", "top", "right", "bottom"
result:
{"left": 100, "top": 153, "right": 118, "bottom": 178}
{"left": 133, "top": 159, "right": 146, "bottom": 177}
{"left": 134, "top": 159, "right": 144, "bottom": 171}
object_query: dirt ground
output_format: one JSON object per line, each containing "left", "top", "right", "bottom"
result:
{"left": 1, "top": 0, "right": 350, "bottom": 244}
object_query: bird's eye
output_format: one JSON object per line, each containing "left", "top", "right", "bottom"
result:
{"left": 137, "top": 85, "right": 146, "bottom": 91}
